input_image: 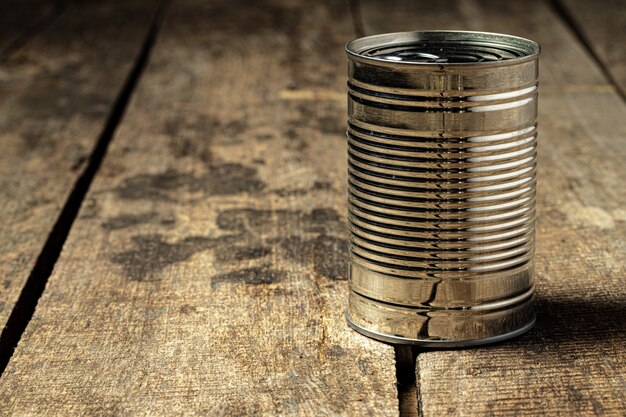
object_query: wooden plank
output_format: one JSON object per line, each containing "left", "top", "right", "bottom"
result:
{"left": 0, "top": 1, "right": 158, "bottom": 345}
{"left": 0, "top": 0, "right": 61, "bottom": 57}
{"left": 0, "top": 0, "right": 399, "bottom": 415}
{"left": 560, "top": 0, "right": 626, "bottom": 96}
{"left": 360, "top": 0, "right": 626, "bottom": 416}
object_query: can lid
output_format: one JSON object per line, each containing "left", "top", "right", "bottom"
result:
{"left": 347, "top": 31, "right": 540, "bottom": 67}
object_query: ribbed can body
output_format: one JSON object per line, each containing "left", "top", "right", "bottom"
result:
{"left": 345, "top": 31, "right": 540, "bottom": 346}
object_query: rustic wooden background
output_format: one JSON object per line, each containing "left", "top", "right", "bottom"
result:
{"left": 0, "top": 0, "right": 624, "bottom": 416}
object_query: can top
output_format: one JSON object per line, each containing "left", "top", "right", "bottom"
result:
{"left": 346, "top": 31, "right": 540, "bottom": 68}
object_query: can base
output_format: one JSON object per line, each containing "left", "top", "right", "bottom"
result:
{"left": 346, "top": 309, "right": 536, "bottom": 348}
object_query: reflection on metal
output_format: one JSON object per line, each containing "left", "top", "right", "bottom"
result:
{"left": 345, "top": 31, "right": 540, "bottom": 346}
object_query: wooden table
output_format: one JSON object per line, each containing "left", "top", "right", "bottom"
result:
{"left": 0, "top": 0, "right": 624, "bottom": 415}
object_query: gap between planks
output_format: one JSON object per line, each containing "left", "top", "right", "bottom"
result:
{"left": 349, "top": 2, "right": 418, "bottom": 415}
{"left": 0, "top": 0, "right": 170, "bottom": 377}
{"left": 395, "top": 346, "right": 420, "bottom": 417}
{"left": 549, "top": 0, "right": 626, "bottom": 102}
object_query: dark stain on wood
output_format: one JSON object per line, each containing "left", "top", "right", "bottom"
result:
{"left": 273, "top": 181, "right": 331, "bottom": 197}
{"left": 101, "top": 212, "right": 158, "bottom": 231}
{"left": 212, "top": 207, "right": 347, "bottom": 279}
{"left": 114, "top": 164, "right": 265, "bottom": 200}
{"left": 312, "top": 181, "right": 332, "bottom": 190}
{"left": 115, "top": 169, "right": 196, "bottom": 201}
{"left": 216, "top": 209, "right": 278, "bottom": 232}
{"left": 168, "top": 136, "right": 202, "bottom": 159}
{"left": 284, "top": 127, "right": 309, "bottom": 152}
{"left": 279, "top": 235, "right": 347, "bottom": 280}
{"left": 307, "top": 207, "right": 340, "bottom": 222}
{"left": 159, "top": 217, "right": 176, "bottom": 226}
{"left": 309, "top": 235, "right": 347, "bottom": 280}
{"left": 211, "top": 266, "right": 286, "bottom": 289}
{"left": 111, "top": 234, "right": 233, "bottom": 281}
{"left": 165, "top": 115, "right": 232, "bottom": 162}
{"left": 108, "top": 207, "right": 345, "bottom": 282}
{"left": 304, "top": 208, "right": 343, "bottom": 234}
{"left": 326, "top": 344, "right": 347, "bottom": 357}
{"left": 216, "top": 207, "right": 343, "bottom": 236}
{"left": 274, "top": 188, "right": 309, "bottom": 197}
{"left": 206, "top": 163, "right": 265, "bottom": 194}
{"left": 221, "top": 119, "right": 249, "bottom": 137}
{"left": 215, "top": 245, "right": 272, "bottom": 262}
{"left": 316, "top": 115, "right": 345, "bottom": 135}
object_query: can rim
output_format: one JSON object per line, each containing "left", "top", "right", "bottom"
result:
{"left": 346, "top": 309, "right": 536, "bottom": 347}
{"left": 346, "top": 30, "right": 540, "bottom": 68}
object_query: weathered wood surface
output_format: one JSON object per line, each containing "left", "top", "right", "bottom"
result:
{"left": 0, "top": 1, "right": 158, "bottom": 344}
{"left": 0, "top": 0, "right": 398, "bottom": 415}
{"left": 561, "top": 0, "right": 626, "bottom": 96}
{"left": 0, "top": 0, "right": 61, "bottom": 57}
{"left": 361, "top": 0, "right": 626, "bottom": 415}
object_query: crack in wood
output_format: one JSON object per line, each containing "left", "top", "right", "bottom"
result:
{"left": 395, "top": 345, "right": 419, "bottom": 417}
{"left": 549, "top": 0, "right": 626, "bottom": 102}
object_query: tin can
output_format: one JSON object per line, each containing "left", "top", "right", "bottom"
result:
{"left": 345, "top": 31, "right": 540, "bottom": 347}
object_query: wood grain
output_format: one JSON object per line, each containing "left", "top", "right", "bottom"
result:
{"left": 0, "top": 1, "right": 158, "bottom": 341}
{"left": 560, "top": 0, "right": 626, "bottom": 96}
{"left": 0, "top": 0, "right": 398, "bottom": 415}
{"left": 361, "top": 0, "right": 626, "bottom": 416}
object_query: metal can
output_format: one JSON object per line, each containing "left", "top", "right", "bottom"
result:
{"left": 345, "top": 31, "right": 540, "bottom": 347}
